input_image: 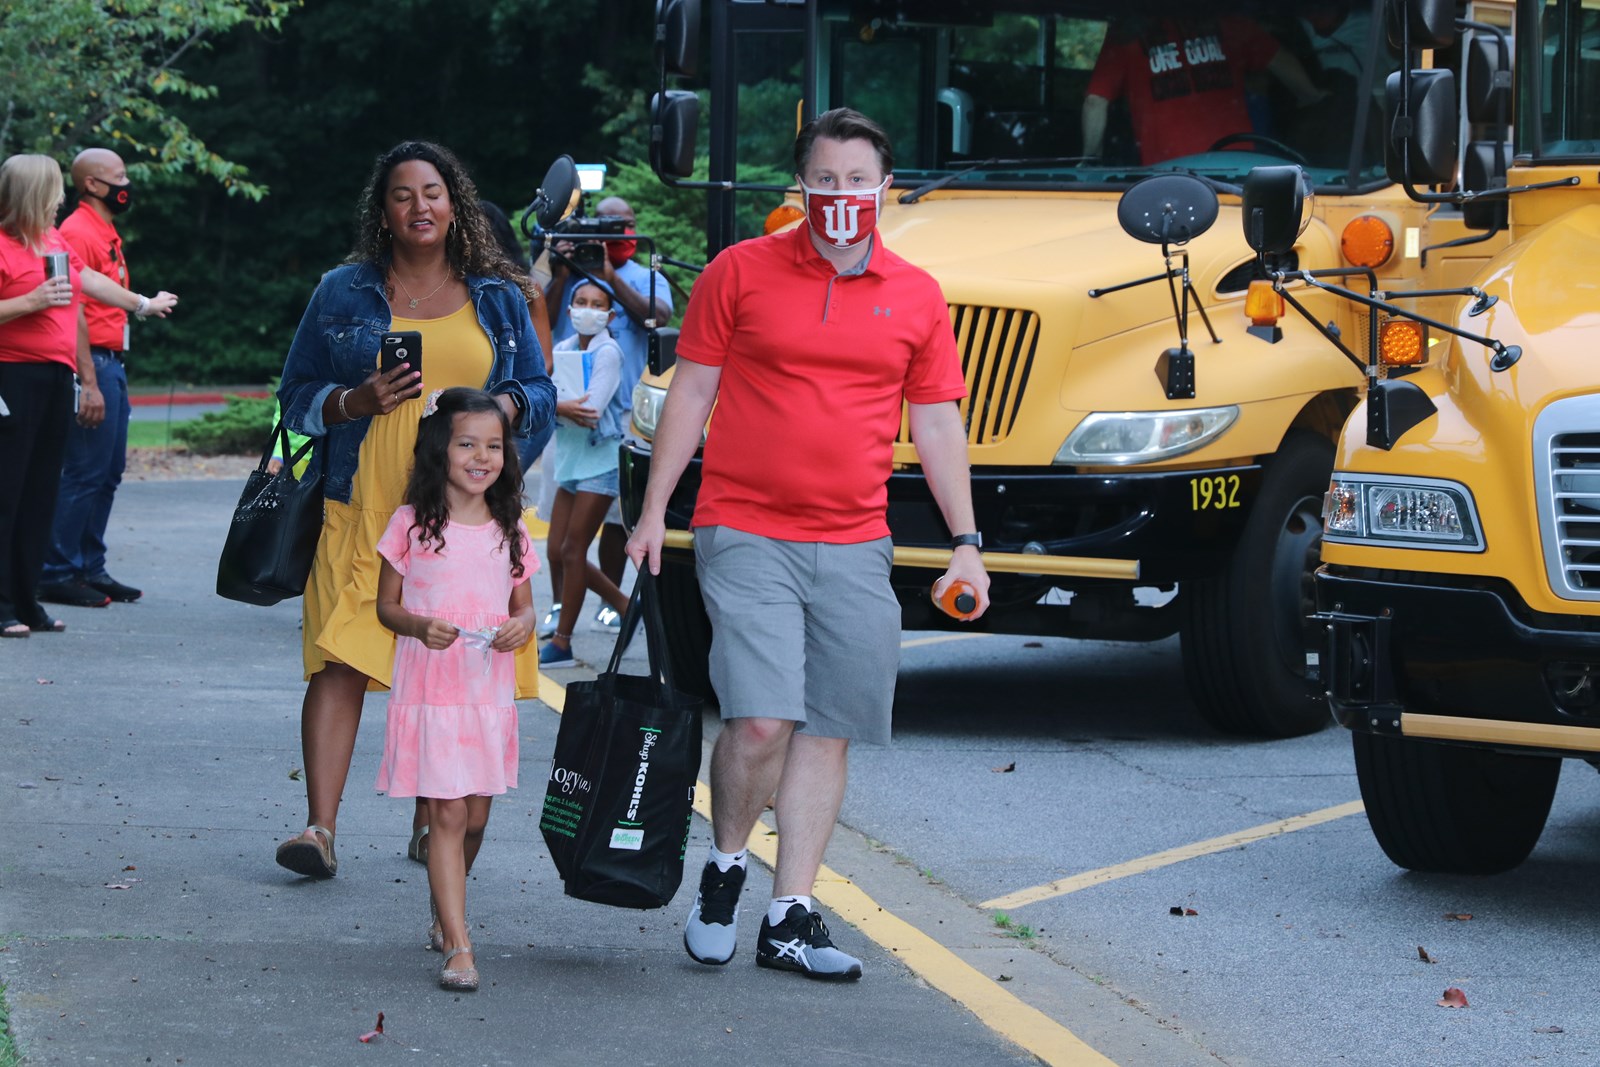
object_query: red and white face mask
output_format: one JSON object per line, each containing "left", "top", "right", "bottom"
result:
{"left": 801, "top": 177, "right": 889, "bottom": 249}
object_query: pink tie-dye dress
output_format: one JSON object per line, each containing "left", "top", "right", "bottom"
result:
{"left": 373, "top": 505, "right": 537, "bottom": 799}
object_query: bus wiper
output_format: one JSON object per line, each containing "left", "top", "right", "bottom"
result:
{"left": 897, "top": 156, "right": 1086, "bottom": 204}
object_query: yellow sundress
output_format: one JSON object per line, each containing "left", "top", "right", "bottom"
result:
{"left": 302, "top": 302, "right": 542, "bottom": 698}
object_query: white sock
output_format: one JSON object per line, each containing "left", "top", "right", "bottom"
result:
{"left": 769, "top": 895, "right": 811, "bottom": 925}
{"left": 708, "top": 845, "right": 747, "bottom": 873}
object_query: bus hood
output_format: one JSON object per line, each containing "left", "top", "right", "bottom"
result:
{"left": 877, "top": 193, "right": 1254, "bottom": 346}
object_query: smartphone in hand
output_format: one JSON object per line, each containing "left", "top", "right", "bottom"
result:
{"left": 379, "top": 331, "right": 422, "bottom": 378}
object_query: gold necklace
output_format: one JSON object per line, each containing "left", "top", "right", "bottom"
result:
{"left": 391, "top": 269, "right": 450, "bottom": 309}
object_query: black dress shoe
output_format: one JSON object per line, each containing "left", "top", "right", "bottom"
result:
{"left": 37, "top": 580, "right": 112, "bottom": 608}
{"left": 86, "top": 576, "right": 142, "bottom": 603}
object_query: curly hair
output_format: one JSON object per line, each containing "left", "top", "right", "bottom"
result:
{"left": 348, "top": 140, "right": 537, "bottom": 302}
{"left": 405, "top": 387, "right": 527, "bottom": 580}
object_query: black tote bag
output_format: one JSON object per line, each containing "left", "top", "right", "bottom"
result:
{"left": 216, "top": 422, "right": 323, "bottom": 606}
{"left": 539, "top": 571, "right": 704, "bottom": 909}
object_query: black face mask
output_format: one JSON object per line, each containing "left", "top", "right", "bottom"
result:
{"left": 92, "top": 180, "right": 133, "bottom": 216}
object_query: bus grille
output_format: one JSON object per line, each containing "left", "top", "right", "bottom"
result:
{"left": 1535, "top": 397, "right": 1600, "bottom": 600}
{"left": 897, "top": 305, "right": 1039, "bottom": 446}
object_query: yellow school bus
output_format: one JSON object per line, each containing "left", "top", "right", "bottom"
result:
{"left": 1298, "top": 0, "right": 1600, "bottom": 871}
{"left": 627, "top": 0, "right": 1503, "bottom": 738}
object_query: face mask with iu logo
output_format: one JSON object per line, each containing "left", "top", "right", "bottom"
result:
{"left": 801, "top": 177, "right": 889, "bottom": 249}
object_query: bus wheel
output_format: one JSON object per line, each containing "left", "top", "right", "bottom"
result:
{"left": 1181, "top": 430, "right": 1332, "bottom": 737}
{"left": 1352, "top": 731, "right": 1560, "bottom": 874}
{"left": 655, "top": 558, "right": 717, "bottom": 704}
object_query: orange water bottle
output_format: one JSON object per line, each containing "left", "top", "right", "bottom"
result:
{"left": 933, "top": 579, "right": 979, "bottom": 620}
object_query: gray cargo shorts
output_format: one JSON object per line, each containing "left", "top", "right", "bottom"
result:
{"left": 693, "top": 525, "right": 900, "bottom": 744}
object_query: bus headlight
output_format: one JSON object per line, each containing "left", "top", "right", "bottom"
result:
{"left": 631, "top": 380, "right": 668, "bottom": 440}
{"left": 1054, "top": 407, "right": 1238, "bottom": 465}
{"left": 1323, "top": 474, "right": 1484, "bottom": 550}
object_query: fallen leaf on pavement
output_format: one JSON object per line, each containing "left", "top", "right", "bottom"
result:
{"left": 1418, "top": 946, "right": 1434, "bottom": 963}
{"left": 1534, "top": 1026, "right": 1564, "bottom": 1034}
{"left": 992, "top": 762, "right": 1015, "bottom": 773}
{"left": 1444, "top": 912, "right": 1473, "bottom": 921}
{"left": 1185, "top": 908, "right": 1198, "bottom": 916}
{"left": 997, "top": 974, "right": 1013, "bottom": 982}
{"left": 288, "top": 768, "right": 303, "bottom": 781}
{"left": 358, "top": 1012, "right": 385, "bottom": 1043}
{"left": 1438, "top": 987, "right": 1469, "bottom": 1008}
{"left": 122, "top": 865, "right": 136, "bottom": 872}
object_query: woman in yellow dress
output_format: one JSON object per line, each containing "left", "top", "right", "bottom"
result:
{"left": 273, "top": 141, "right": 554, "bottom": 878}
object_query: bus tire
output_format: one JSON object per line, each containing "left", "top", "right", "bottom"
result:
{"left": 1352, "top": 731, "right": 1559, "bottom": 874}
{"left": 1181, "top": 430, "right": 1333, "bottom": 737}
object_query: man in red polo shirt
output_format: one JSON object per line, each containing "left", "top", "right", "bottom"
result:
{"left": 41, "top": 148, "right": 177, "bottom": 608}
{"left": 627, "top": 108, "right": 989, "bottom": 981}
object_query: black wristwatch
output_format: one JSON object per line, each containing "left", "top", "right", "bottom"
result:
{"left": 950, "top": 532, "right": 983, "bottom": 550}
{"left": 505, "top": 388, "right": 528, "bottom": 426}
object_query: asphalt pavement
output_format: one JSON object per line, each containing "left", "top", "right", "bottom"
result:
{"left": 0, "top": 477, "right": 1216, "bottom": 1066}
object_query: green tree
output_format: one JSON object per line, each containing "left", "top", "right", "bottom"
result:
{"left": 0, "top": 0, "right": 300, "bottom": 198}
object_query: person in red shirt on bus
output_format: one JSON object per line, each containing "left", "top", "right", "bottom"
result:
{"left": 1081, "top": 13, "right": 1326, "bottom": 165}
{"left": 627, "top": 108, "right": 989, "bottom": 981}
{"left": 40, "top": 148, "right": 177, "bottom": 608}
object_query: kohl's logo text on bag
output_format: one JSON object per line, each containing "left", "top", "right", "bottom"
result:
{"left": 626, "top": 729, "right": 659, "bottom": 820}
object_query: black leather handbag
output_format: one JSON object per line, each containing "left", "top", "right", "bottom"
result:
{"left": 215, "top": 422, "right": 323, "bottom": 606}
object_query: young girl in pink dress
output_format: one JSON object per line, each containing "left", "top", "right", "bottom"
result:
{"left": 374, "top": 387, "right": 537, "bottom": 992}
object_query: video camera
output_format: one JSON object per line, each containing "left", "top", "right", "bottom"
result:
{"left": 530, "top": 212, "right": 631, "bottom": 272}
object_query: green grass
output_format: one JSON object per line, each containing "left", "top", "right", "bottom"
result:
{"left": 0, "top": 978, "right": 20, "bottom": 1067}
{"left": 127, "top": 419, "right": 195, "bottom": 450}
{"left": 992, "top": 912, "right": 1036, "bottom": 941}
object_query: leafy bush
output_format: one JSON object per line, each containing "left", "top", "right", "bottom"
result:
{"left": 172, "top": 393, "right": 276, "bottom": 455}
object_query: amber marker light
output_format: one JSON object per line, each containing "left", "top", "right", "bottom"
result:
{"left": 1244, "top": 279, "right": 1284, "bottom": 325}
{"left": 1379, "top": 318, "right": 1425, "bottom": 366}
{"left": 1341, "top": 215, "right": 1395, "bottom": 268}
{"left": 765, "top": 203, "right": 805, "bottom": 234}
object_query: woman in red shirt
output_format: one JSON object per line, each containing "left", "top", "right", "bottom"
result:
{"left": 0, "top": 154, "right": 155, "bottom": 637}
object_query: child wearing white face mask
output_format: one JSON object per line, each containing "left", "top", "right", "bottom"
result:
{"left": 538, "top": 281, "right": 629, "bottom": 669}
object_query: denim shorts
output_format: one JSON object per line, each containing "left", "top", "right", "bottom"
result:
{"left": 693, "top": 525, "right": 899, "bottom": 744}
{"left": 557, "top": 467, "right": 619, "bottom": 498}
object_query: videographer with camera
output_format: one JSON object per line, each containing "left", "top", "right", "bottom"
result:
{"left": 538, "top": 195, "right": 672, "bottom": 637}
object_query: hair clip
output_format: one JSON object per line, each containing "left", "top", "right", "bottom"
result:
{"left": 421, "top": 389, "right": 444, "bottom": 418}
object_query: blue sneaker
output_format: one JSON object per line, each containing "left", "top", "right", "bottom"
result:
{"left": 538, "top": 641, "right": 576, "bottom": 669}
{"left": 756, "top": 903, "right": 862, "bottom": 981}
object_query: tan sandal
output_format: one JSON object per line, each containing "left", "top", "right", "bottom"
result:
{"left": 407, "top": 824, "right": 429, "bottom": 865}
{"left": 274, "top": 825, "right": 337, "bottom": 878}
{"left": 439, "top": 944, "right": 479, "bottom": 991}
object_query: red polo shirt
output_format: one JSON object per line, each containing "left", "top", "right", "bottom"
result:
{"left": 59, "top": 201, "right": 127, "bottom": 351}
{"left": 0, "top": 228, "right": 83, "bottom": 368}
{"left": 677, "top": 224, "right": 966, "bottom": 542}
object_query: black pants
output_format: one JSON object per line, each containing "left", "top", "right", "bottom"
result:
{"left": 0, "top": 361, "right": 74, "bottom": 625}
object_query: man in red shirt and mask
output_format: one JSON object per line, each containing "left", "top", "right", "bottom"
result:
{"left": 628, "top": 107, "right": 989, "bottom": 981}
{"left": 40, "top": 148, "right": 177, "bottom": 608}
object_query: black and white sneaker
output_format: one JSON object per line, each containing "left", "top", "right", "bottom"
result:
{"left": 684, "top": 861, "right": 745, "bottom": 965}
{"left": 756, "top": 903, "right": 863, "bottom": 981}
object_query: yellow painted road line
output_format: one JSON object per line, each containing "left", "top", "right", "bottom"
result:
{"left": 538, "top": 669, "right": 1118, "bottom": 1067}
{"left": 901, "top": 632, "right": 993, "bottom": 650}
{"left": 982, "top": 800, "right": 1367, "bottom": 911}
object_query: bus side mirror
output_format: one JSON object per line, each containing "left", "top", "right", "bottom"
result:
{"left": 659, "top": 0, "right": 701, "bottom": 78}
{"left": 649, "top": 326, "right": 679, "bottom": 376}
{"left": 1462, "top": 142, "right": 1511, "bottom": 231}
{"left": 1384, "top": 69, "right": 1459, "bottom": 186}
{"left": 651, "top": 91, "right": 700, "bottom": 179}
{"left": 1466, "top": 32, "right": 1514, "bottom": 124}
{"left": 1241, "top": 166, "right": 1309, "bottom": 256}
{"left": 1385, "top": 0, "right": 1456, "bottom": 49}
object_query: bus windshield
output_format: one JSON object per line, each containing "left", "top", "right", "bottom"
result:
{"left": 813, "top": 0, "right": 1394, "bottom": 190}
{"left": 1519, "top": 0, "right": 1600, "bottom": 160}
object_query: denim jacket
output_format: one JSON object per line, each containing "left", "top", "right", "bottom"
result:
{"left": 277, "top": 261, "right": 555, "bottom": 504}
